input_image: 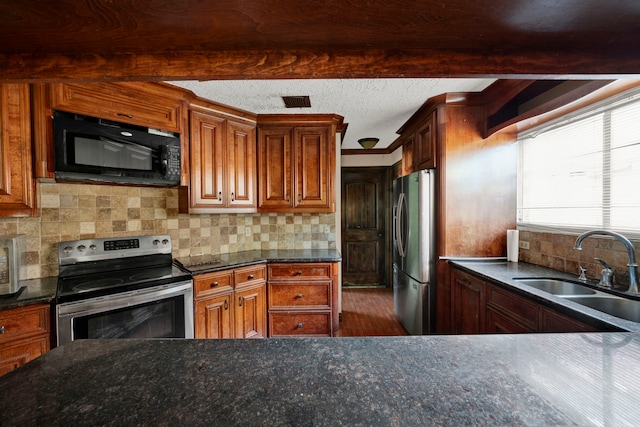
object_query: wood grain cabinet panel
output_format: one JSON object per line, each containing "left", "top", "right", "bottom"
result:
{"left": 257, "top": 114, "right": 342, "bottom": 213}
{"left": 0, "top": 84, "right": 36, "bottom": 217}
{"left": 416, "top": 112, "right": 436, "bottom": 170}
{"left": 193, "top": 265, "right": 266, "bottom": 339}
{"left": 267, "top": 262, "right": 339, "bottom": 337}
{"left": 180, "top": 103, "right": 257, "bottom": 213}
{"left": 0, "top": 303, "right": 51, "bottom": 377}
{"left": 49, "top": 82, "right": 185, "bottom": 132}
{"left": 539, "top": 308, "right": 598, "bottom": 333}
{"left": 451, "top": 269, "right": 485, "bottom": 334}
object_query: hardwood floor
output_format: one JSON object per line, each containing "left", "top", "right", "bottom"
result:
{"left": 339, "top": 287, "right": 408, "bottom": 336}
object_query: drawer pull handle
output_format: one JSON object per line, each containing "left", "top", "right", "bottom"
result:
{"left": 0, "top": 325, "right": 4, "bottom": 334}
{"left": 296, "top": 294, "right": 303, "bottom": 299}
{"left": 231, "top": 192, "right": 235, "bottom": 202}
{"left": 224, "top": 300, "right": 228, "bottom": 310}
{"left": 117, "top": 113, "right": 133, "bottom": 119}
{"left": 238, "top": 296, "right": 244, "bottom": 306}
{"left": 217, "top": 192, "right": 222, "bottom": 201}
{"left": 295, "top": 271, "right": 302, "bottom": 275}
{"left": 247, "top": 274, "right": 254, "bottom": 280}
{"left": 297, "top": 322, "right": 303, "bottom": 329}
{"left": 210, "top": 282, "right": 219, "bottom": 288}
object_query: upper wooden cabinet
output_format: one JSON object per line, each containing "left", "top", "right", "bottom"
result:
{"left": 0, "top": 84, "right": 36, "bottom": 217}
{"left": 48, "top": 82, "right": 187, "bottom": 132}
{"left": 257, "top": 114, "right": 343, "bottom": 213}
{"left": 179, "top": 99, "right": 257, "bottom": 213}
{"left": 398, "top": 107, "right": 436, "bottom": 174}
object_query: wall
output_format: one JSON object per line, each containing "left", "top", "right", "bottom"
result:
{"left": 3, "top": 181, "right": 336, "bottom": 280}
{"left": 519, "top": 230, "right": 640, "bottom": 288}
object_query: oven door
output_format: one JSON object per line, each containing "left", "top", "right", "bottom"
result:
{"left": 56, "top": 280, "right": 193, "bottom": 346}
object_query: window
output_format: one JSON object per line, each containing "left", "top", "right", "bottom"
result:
{"left": 517, "top": 87, "right": 640, "bottom": 234}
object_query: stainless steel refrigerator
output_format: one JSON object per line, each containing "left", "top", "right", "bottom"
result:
{"left": 392, "top": 169, "right": 435, "bottom": 335}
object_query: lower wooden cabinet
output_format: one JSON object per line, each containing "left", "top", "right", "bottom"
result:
{"left": 267, "top": 262, "right": 339, "bottom": 337}
{"left": 0, "top": 303, "right": 51, "bottom": 377}
{"left": 451, "top": 269, "right": 485, "bottom": 334}
{"left": 450, "top": 265, "right": 609, "bottom": 334}
{"left": 194, "top": 264, "right": 266, "bottom": 339}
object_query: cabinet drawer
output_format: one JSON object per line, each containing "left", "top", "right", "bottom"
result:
{"left": 269, "top": 282, "right": 331, "bottom": 309}
{"left": 269, "top": 312, "right": 331, "bottom": 337}
{"left": 194, "top": 271, "right": 233, "bottom": 298}
{"left": 0, "top": 304, "right": 50, "bottom": 344}
{"left": 234, "top": 264, "right": 266, "bottom": 288}
{"left": 0, "top": 336, "right": 49, "bottom": 377}
{"left": 486, "top": 284, "right": 538, "bottom": 330}
{"left": 268, "top": 263, "right": 331, "bottom": 280}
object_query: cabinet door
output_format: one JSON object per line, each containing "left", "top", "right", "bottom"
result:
{"left": 258, "top": 127, "right": 293, "bottom": 209}
{"left": 539, "top": 308, "right": 598, "bottom": 333}
{"left": 0, "top": 337, "right": 49, "bottom": 377}
{"left": 294, "top": 126, "right": 333, "bottom": 210}
{"left": 416, "top": 112, "right": 436, "bottom": 170}
{"left": 195, "top": 293, "right": 233, "bottom": 339}
{"left": 486, "top": 307, "right": 533, "bottom": 333}
{"left": 452, "top": 270, "right": 485, "bottom": 334}
{"left": 227, "top": 120, "right": 256, "bottom": 208}
{"left": 0, "top": 84, "right": 36, "bottom": 216}
{"left": 234, "top": 284, "right": 266, "bottom": 339}
{"left": 189, "top": 110, "right": 226, "bottom": 209}
{"left": 402, "top": 133, "right": 415, "bottom": 176}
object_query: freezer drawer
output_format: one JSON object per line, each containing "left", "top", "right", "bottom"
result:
{"left": 393, "top": 266, "right": 431, "bottom": 335}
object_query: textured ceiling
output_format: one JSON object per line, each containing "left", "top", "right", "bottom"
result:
{"left": 168, "top": 79, "right": 495, "bottom": 150}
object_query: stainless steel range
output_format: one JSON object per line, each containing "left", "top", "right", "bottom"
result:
{"left": 56, "top": 235, "right": 193, "bottom": 346}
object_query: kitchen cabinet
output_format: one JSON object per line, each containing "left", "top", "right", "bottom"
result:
{"left": 450, "top": 265, "right": 610, "bottom": 334}
{"left": 267, "top": 262, "right": 339, "bottom": 337}
{"left": 179, "top": 99, "right": 257, "bottom": 213}
{"left": 0, "top": 84, "right": 36, "bottom": 217}
{"left": 485, "top": 283, "right": 537, "bottom": 333}
{"left": 257, "top": 114, "right": 343, "bottom": 213}
{"left": 0, "top": 303, "right": 51, "bottom": 377}
{"left": 194, "top": 264, "right": 266, "bottom": 339}
{"left": 415, "top": 111, "right": 436, "bottom": 170}
{"left": 451, "top": 269, "right": 485, "bottom": 334}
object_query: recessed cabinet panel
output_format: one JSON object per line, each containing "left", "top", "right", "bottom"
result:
{"left": 191, "top": 111, "right": 226, "bottom": 208}
{"left": 227, "top": 120, "right": 256, "bottom": 208}
{"left": 258, "top": 127, "right": 293, "bottom": 209}
{"left": 295, "top": 127, "right": 330, "bottom": 209}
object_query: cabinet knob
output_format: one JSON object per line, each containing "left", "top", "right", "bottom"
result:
{"left": 210, "top": 282, "right": 219, "bottom": 288}
{"left": 295, "top": 271, "right": 302, "bottom": 275}
{"left": 0, "top": 325, "right": 4, "bottom": 334}
{"left": 297, "top": 322, "right": 303, "bottom": 329}
{"left": 296, "top": 294, "right": 303, "bottom": 299}
{"left": 247, "top": 274, "right": 254, "bottom": 280}
{"left": 224, "top": 300, "right": 229, "bottom": 310}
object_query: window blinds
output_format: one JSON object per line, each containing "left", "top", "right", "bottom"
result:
{"left": 518, "top": 87, "right": 640, "bottom": 233}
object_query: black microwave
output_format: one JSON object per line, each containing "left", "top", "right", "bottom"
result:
{"left": 53, "top": 110, "right": 181, "bottom": 186}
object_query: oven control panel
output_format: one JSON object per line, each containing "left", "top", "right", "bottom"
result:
{"left": 58, "top": 235, "right": 172, "bottom": 265}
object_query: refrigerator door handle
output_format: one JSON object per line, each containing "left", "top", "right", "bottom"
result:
{"left": 396, "top": 192, "right": 406, "bottom": 258}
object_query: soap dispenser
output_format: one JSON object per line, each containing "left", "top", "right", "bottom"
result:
{"left": 595, "top": 257, "right": 614, "bottom": 288}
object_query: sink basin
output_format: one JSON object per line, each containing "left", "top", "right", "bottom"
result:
{"left": 564, "top": 296, "right": 640, "bottom": 323}
{"left": 515, "top": 278, "right": 597, "bottom": 295}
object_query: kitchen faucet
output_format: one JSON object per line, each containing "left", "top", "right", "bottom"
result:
{"left": 574, "top": 230, "right": 639, "bottom": 295}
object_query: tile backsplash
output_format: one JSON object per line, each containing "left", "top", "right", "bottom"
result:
{"left": 2, "top": 182, "right": 336, "bottom": 280}
{"left": 519, "top": 230, "right": 640, "bottom": 289}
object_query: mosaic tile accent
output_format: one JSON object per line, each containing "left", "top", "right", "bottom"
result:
{"left": 1, "top": 182, "right": 336, "bottom": 280}
{"left": 518, "top": 230, "right": 640, "bottom": 289}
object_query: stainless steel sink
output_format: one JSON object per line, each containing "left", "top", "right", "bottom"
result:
{"left": 515, "top": 278, "right": 597, "bottom": 295}
{"left": 564, "top": 296, "right": 640, "bottom": 323}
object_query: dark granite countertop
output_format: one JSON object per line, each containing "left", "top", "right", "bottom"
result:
{"left": 2, "top": 333, "right": 640, "bottom": 426}
{"left": 0, "top": 276, "right": 57, "bottom": 311}
{"left": 449, "top": 259, "right": 640, "bottom": 333}
{"left": 175, "top": 249, "right": 342, "bottom": 274}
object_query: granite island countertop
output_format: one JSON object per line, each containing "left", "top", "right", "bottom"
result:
{"left": 1, "top": 333, "right": 640, "bottom": 426}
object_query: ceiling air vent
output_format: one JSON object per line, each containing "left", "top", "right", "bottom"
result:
{"left": 282, "top": 96, "right": 311, "bottom": 108}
